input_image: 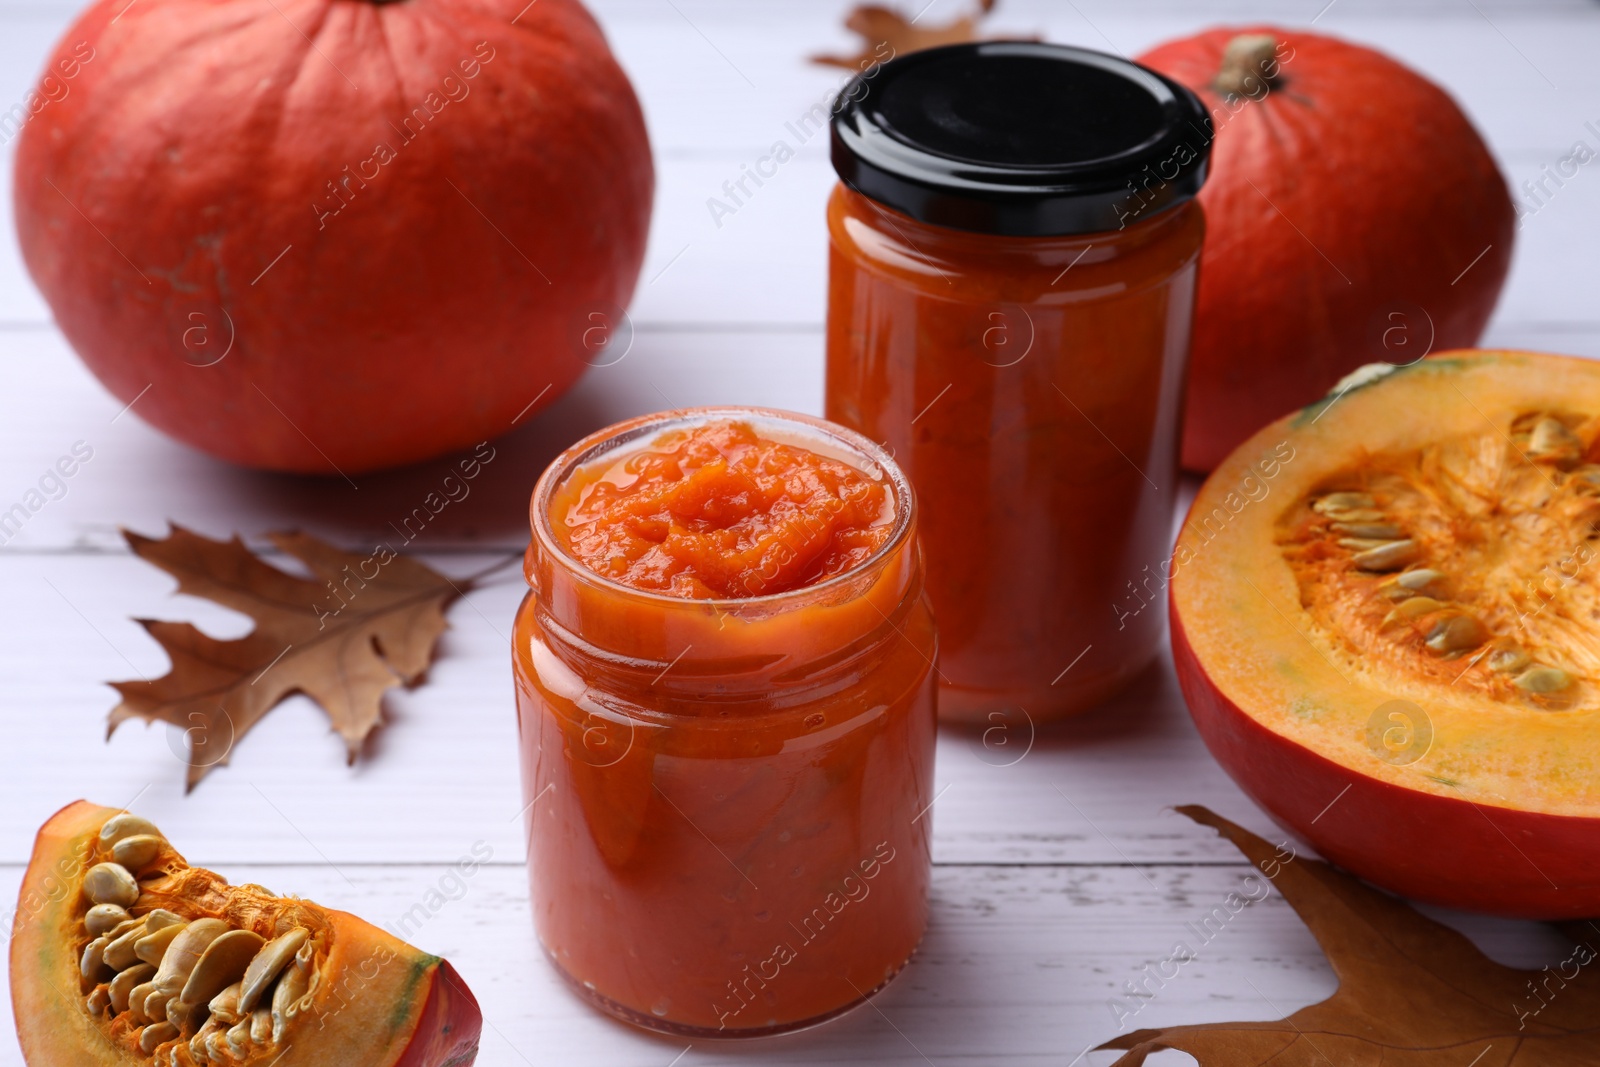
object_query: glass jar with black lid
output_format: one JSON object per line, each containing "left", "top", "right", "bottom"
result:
{"left": 826, "top": 42, "right": 1211, "bottom": 723}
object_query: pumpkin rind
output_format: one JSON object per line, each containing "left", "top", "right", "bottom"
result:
{"left": 14, "top": 0, "right": 653, "bottom": 474}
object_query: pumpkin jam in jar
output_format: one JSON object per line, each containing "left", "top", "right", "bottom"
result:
{"left": 827, "top": 42, "right": 1212, "bottom": 722}
{"left": 513, "top": 408, "right": 937, "bottom": 1037}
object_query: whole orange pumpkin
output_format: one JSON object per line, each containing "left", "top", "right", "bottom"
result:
{"left": 16, "top": 0, "right": 651, "bottom": 474}
{"left": 1137, "top": 28, "right": 1515, "bottom": 472}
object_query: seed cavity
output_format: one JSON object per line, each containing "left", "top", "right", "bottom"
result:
{"left": 77, "top": 816, "right": 322, "bottom": 1061}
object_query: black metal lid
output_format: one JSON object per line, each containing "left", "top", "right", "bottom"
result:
{"left": 830, "top": 41, "right": 1212, "bottom": 236}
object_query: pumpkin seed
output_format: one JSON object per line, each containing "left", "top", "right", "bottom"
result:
{"left": 1314, "top": 492, "right": 1376, "bottom": 514}
{"left": 140, "top": 1021, "right": 178, "bottom": 1054}
{"left": 226, "top": 1017, "right": 252, "bottom": 1054}
{"left": 99, "top": 814, "right": 161, "bottom": 849}
{"left": 1333, "top": 522, "right": 1402, "bottom": 540}
{"left": 80, "top": 936, "right": 111, "bottom": 981}
{"left": 238, "top": 928, "right": 310, "bottom": 1013}
{"left": 109, "top": 963, "right": 155, "bottom": 1013}
{"left": 189, "top": 1018, "right": 223, "bottom": 1064}
{"left": 136, "top": 921, "right": 188, "bottom": 967}
{"left": 86, "top": 985, "right": 111, "bottom": 1016}
{"left": 142, "top": 986, "right": 176, "bottom": 1024}
{"left": 83, "top": 862, "right": 139, "bottom": 908}
{"left": 84, "top": 904, "right": 130, "bottom": 936}
{"left": 128, "top": 980, "right": 156, "bottom": 1023}
{"left": 249, "top": 1005, "right": 272, "bottom": 1043}
{"left": 270, "top": 957, "right": 311, "bottom": 1043}
{"left": 1528, "top": 417, "right": 1582, "bottom": 465}
{"left": 1489, "top": 648, "right": 1532, "bottom": 673}
{"left": 1425, "top": 614, "right": 1488, "bottom": 654}
{"left": 111, "top": 834, "right": 164, "bottom": 873}
{"left": 1324, "top": 508, "right": 1387, "bottom": 523}
{"left": 152, "top": 917, "right": 229, "bottom": 994}
{"left": 181, "top": 929, "right": 266, "bottom": 1007}
{"left": 166, "top": 995, "right": 204, "bottom": 1031}
{"left": 1338, "top": 537, "right": 1396, "bottom": 551}
{"left": 1396, "top": 568, "right": 1443, "bottom": 591}
{"left": 1382, "top": 597, "right": 1445, "bottom": 628}
{"left": 209, "top": 981, "right": 244, "bottom": 1026}
{"left": 103, "top": 917, "right": 150, "bottom": 970}
{"left": 1515, "top": 665, "right": 1573, "bottom": 693}
{"left": 1352, "top": 539, "right": 1419, "bottom": 572}
{"left": 143, "top": 909, "right": 186, "bottom": 932}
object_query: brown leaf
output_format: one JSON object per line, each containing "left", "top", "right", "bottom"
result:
{"left": 108, "top": 526, "right": 479, "bottom": 791}
{"left": 1100, "top": 806, "right": 1600, "bottom": 1065}
{"left": 812, "top": 0, "right": 1018, "bottom": 70}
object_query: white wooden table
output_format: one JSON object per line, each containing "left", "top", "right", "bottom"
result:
{"left": 1, "top": 1, "right": 1595, "bottom": 1063}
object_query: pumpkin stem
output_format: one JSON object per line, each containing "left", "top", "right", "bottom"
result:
{"left": 1214, "top": 34, "right": 1280, "bottom": 98}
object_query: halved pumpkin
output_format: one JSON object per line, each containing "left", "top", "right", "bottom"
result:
{"left": 10, "top": 801, "right": 481, "bottom": 1065}
{"left": 1172, "top": 350, "right": 1600, "bottom": 918}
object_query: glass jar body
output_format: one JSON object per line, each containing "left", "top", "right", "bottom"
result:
{"left": 825, "top": 186, "right": 1204, "bottom": 722}
{"left": 513, "top": 408, "right": 938, "bottom": 1037}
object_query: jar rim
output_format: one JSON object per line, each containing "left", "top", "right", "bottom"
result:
{"left": 528, "top": 406, "right": 917, "bottom": 609}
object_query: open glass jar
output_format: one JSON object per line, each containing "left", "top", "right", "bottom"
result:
{"left": 827, "top": 42, "right": 1211, "bottom": 723}
{"left": 513, "top": 407, "right": 937, "bottom": 1037}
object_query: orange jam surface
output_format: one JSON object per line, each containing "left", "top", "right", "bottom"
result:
{"left": 554, "top": 420, "right": 894, "bottom": 599}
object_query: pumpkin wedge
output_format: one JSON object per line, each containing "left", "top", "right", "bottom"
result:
{"left": 11, "top": 801, "right": 481, "bottom": 1065}
{"left": 1172, "top": 350, "right": 1600, "bottom": 918}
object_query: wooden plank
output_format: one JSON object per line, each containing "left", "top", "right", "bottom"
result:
{"left": 0, "top": 548, "right": 1277, "bottom": 867}
{"left": 0, "top": 860, "right": 1574, "bottom": 1066}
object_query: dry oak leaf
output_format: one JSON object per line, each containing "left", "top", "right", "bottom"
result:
{"left": 1102, "top": 806, "right": 1600, "bottom": 1066}
{"left": 108, "top": 525, "right": 477, "bottom": 791}
{"left": 812, "top": 0, "right": 1020, "bottom": 69}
